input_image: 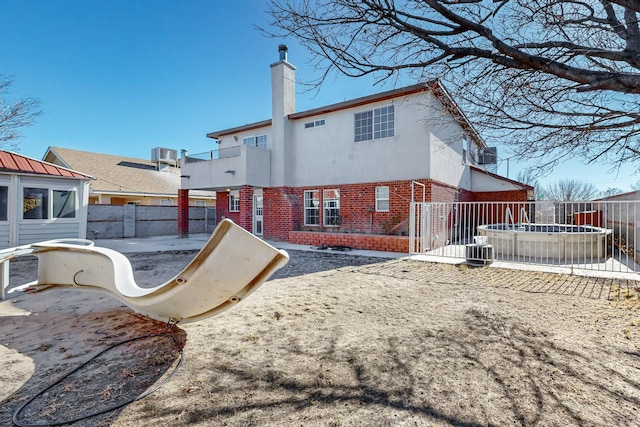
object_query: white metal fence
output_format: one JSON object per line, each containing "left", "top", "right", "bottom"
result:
{"left": 409, "top": 200, "right": 640, "bottom": 275}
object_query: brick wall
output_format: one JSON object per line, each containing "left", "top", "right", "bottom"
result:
{"left": 238, "top": 185, "right": 253, "bottom": 232}
{"left": 264, "top": 187, "right": 300, "bottom": 241}
{"left": 289, "top": 230, "right": 409, "bottom": 253}
{"left": 472, "top": 190, "right": 530, "bottom": 223}
{"left": 217, "top": 180, "right": 528, "bottom": 248}
{"left": 291, "top": 180, "right": 428, "bottom": 236}
{"left": 472, "top": 189, "right": 529, "bottom": 202}
{"left": 177, "top": 189, "right": 189, "bottom": 237}
{"left": 216, "top": 191, "right": 240, "bottom": 224}
{"left": 274, "top": 179, "right": 493, "bottom": 240}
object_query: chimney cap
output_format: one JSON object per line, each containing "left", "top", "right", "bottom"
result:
{"left": 278, "top": 44, "right": 288, "bottom": 61}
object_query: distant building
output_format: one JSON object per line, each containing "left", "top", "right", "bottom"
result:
{"left": 0, "top": 150, "right": 91, "bottom": 247}
{"left": 43, "top": 146, "right": 215, "bottom": 206}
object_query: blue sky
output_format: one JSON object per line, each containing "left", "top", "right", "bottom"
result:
{"left": 1, "top": 0, "right": 638, "bottom": 193}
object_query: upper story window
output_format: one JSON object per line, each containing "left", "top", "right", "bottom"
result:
{"left": 23, "top": 187, "right": 77, "bottom": 220}
{"left": 243, "top": 134, "right": 267, "bottom": 149}
{"left": 354, "top": 105, "right": 395, "bottom": 142}
{"left": 305, "top": 119, "right": 326, "bottom": 129}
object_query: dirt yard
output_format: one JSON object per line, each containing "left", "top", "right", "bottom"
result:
{"left": 1, "top": 249, "right": 640, "bottom": 426}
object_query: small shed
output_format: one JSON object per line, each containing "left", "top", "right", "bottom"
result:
{"left": 0, "top": 151, "right": 92, "bottom": 248}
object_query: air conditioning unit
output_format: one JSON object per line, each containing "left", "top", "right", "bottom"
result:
{"left": 478, "top": 147, "right": 498, "bottom": 164}
{"left": 151, "top": 147, "right": 178, "bottom": 164}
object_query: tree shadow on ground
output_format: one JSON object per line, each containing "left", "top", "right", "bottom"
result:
{"left": 0, "top": 290, "right": 185, "bottom": 427}
{"left": 130, "top": 307, "right": 640, "bottom": 426}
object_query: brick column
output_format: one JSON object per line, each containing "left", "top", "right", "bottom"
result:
{"left": 238, "top": 185, "right": 253, "bottom": 232}
{"left": 178, "top": 189, "right": 189, "bottom": 238}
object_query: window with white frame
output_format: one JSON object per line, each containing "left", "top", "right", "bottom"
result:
{"left": 160, "top": 199, "right": 173, "bottom": 206}
{"left": 194, "top": 200, "right": 206, "bottom": 207}
{"left": 323, "top": 189, "right": 340, "bottom": 226}
{"left": 375, "top": 186, "right": 389, "bottom": 212}
{"left": 305, "top": 119, "right": 326, "bottom": 129}
{"left": 304, "top": 190, "right": 320, "bottom": 226}
{"left": 243, "top": 134, "right": 267, "bottom": 149}
{"left": 53, "top": 190, "right": 76, "bottom": 218}
{"left": 229, "top": 191, "right": 240, "bottom": 212}
{"left": 23, "top": 187, "right": 77, "bottom": 220}
{"left": 354, "top": 105, "right": 394, "bottom": 142}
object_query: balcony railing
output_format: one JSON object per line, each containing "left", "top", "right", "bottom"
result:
{"left": 184, "top": 146, "right": 242, "bottom": 163}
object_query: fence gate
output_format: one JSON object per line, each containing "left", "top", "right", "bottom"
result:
{"left": 409, "top": 200, "right": 640, "bottom": 276}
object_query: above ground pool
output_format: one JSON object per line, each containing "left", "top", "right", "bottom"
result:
{"left": 476, "top": 223, "right": 612, "bottom": 260}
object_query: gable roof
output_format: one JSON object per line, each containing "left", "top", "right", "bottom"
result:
{"left": 206, "top": 80, "right": 486, "bottom": 148}
{"left": 0, "top": 150, "right": 91, "bottom": 179}
{"left": 43, "top": 147, "right": 213, "bottom": 197}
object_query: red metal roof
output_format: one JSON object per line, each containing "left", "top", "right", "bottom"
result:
{"left": 0, "top": 151, "right": 91, "bottom": 179}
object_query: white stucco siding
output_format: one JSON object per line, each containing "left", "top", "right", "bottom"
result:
{"left": 217, "top": 128, "right": 273, "bottom": 149}
{"left": 426, "top": 95, "right": 473, "bottom": 190}
{"left": 290, "top": 94, "right": 434, "bottom": 187}
{"left": 470, "top": 169, "right": 524, "bottom": 192}
{"left": 429, "top": 132, "right": 470, "bottom": 189}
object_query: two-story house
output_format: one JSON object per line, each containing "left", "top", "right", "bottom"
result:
{"left": 180, "top": 45, "right": 531, "bottom": 250}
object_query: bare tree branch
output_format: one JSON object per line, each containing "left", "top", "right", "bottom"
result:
{"left": 544, "top": 178, "right": 600, "bottom": 200}
{"left": 264, "top": 0, "right": 640, "bottom": 173}
{"left": 0, "top": 76, "right": 41, "bottom": 149}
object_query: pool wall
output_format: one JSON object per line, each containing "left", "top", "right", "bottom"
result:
{"left": 476, "top": 224, "right": 612, "bottom": 260}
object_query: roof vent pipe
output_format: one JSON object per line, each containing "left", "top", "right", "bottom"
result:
{"left": 278, "top": 44, "right": 288, "bottom": 62}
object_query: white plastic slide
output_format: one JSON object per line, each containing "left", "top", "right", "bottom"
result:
{"left": 1, "top": 219, "right": 289, "bottom": 324}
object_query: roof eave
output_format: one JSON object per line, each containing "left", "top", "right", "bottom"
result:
{"left": 207, "top": 119, "right": 273, "bottom": 139}
{"left": 288, "top": 82, "right": 436, "bottom": 120}
{"left": 0, "top": 170, "right": 93, "bottom": 181}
